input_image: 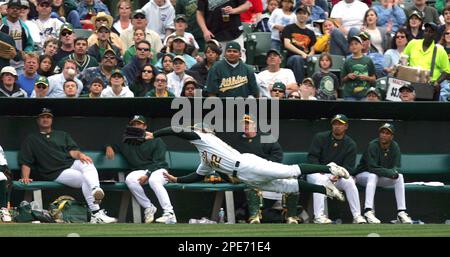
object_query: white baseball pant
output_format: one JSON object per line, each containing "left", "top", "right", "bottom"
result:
{"left": 355, "top": 171, "right": 406, "bottom": 210}
{"left": 307, "top": 173, "right": 362, "bottom": 218}
{"left": 0, "top": 172, "right": 6, "bottom": 181}
{"left": 125, "top": 168, "right": 174, "bottom": 213}
{"left": 55, "top": 160, "right": 101, "bottom": 211}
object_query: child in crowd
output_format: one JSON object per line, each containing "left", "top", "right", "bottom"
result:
{"left": 268, "top": 0, "right": 296, "bottom": 51}
{"left": 256, "top": 0, "right": 279, "bottom": 32}
{"left": 312, "top": 53, "right": 339, "bottom": 100}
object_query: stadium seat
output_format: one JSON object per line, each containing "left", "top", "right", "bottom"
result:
{"left": 245, "top": 32, "right": 272, "bottom": 68}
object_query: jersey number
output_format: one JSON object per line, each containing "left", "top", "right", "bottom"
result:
{"left": 202, "top": 151, "right": 222, "bottom": 169}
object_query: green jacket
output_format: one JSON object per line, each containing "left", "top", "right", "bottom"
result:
{"left": 355, "top": 138, "right": 401, "bottom": 178}
{"left": 1, "top": 17, "right": 34, "bottom": 53}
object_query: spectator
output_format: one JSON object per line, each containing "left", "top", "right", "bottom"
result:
{"left": 164, "top": 15, "right": 199, "bottom": 57}
{"left": 59, "top": 37, "right": 98, "bottom": 73}
{"left": 175, "top": 0, "right": 204, "bottom": 50}
{"left": 180, "top": 78, "right": 200, "bottom": 97}
{"left": 256, "top": 49, "right": 297, "bottom": 97}
{"left": 31, "top": 76, "right": 49, "bottom": 98}
{"left": 270, "top": 82, "right": 286, "bottom": 98}
{"left": 403, "top": 22, "right": 450, "bottom": 101}
{"left": 205, "top": 41, "right": 259, "bottom": 97}
{"left": 313, "top": 18, "right": 349, "bottom": 56}
{"left": 33, "top": 0, "right": 63, "bottom": 50}
{"left": 439, "top": 25, "right": 450, "bottom": 61}
{"left": 19, "top": 0, "right": 41, "bottom": 47}
{"left": 100, "top": 69, "right": 134, "bottom": 97}
{"left": 268, "top": 0, "right": 296, "bottom": 51}
{"left": 287, "top": 90, "right": 301, "bottom": 99}
{"left": 145, "top": 73, "right": 175, "bottom": 97}
{"left": 399, "top": 84, "right": 416, "bottom": 102}
{"left": 17, "top": 52, "right": 39, "bottom": 96}
{"left": 361, "top": 8, "right": 391, "bottom": 54}
{"left": 130, "top": 64, "right": 157, "bottom": 97}
{"left": 80, "top": 49, "right": 121, "bottom": 88}
{"left": 256, "top": 0, "right": 279, "bottom": 33}
{"left": 63, "top": 79, "right": 78, "bottom": 98}
{"left": 87, "top": 12, "right": 125, "bottom": 55}
{"left": 105, "top": 115, "right": 177, "bottom": 224}
{"left": 155, "top": 37, "right": 197, "bottom": 70}
{"left": 123, "top": 29, "right": 157, "bottom": 66}
{"left": 42, "top": 38, "right": 58, "bottom": 57}
{"left": 365, "top": 86, "right": 381, "bottom": 101}
{"left": 307, "top": 114, "right": 366, "bottom": 224}
{"left": 120, "top": 9, "right": 163, "bottom": 53}
{"left": 359, "top": 31, "right": 386, "bottom": 78}
{"left": 19, "top": 107, "right": 117, "bottom": 224}
{"left": 405, "top": 0, "right": 440, "bottom": 25}
{"left": 160, "top": 53, "right": 174, "bottom": 74}
{"left": 299, "top": 77, "right": 317, "bottom": 100}
{"left": 51, "top": 0, "right": 81, "bottom": 29}
{"left": 330, "top": 0, "right": 369, "bottom": 36}
{"left": 240, "top": 0, "right": 263, "bottom": 24}
{"left": 123, "top": 40, "right": 154, "bottom": 85}
{"left": 341, "top": 36, "right": 376, "bottom": 100}
{"left": 282, "top": 6, "right": 316, "bottom": 84}
{"left": 37, "top": 54, "right": 55, "bottom": 77}
{"left": 301, "top": 0, "right": 327, "bottom": 24}
{"left": 372, "top": 0, "right": 406, "bottom": 33}
{"left": 0, "top": 16, "right": 19, "bottom": 71}
{"left": 53, "top": 23, "right": 75, "bottom": 63}
{"left": 295, "top": 0, "right": 330, "bottom": 15}
{"left": 78, "top": 0, "right": 110, "bottom": 29}
{"left": 166, "top": 55, "right": 193, "bottom": 97}
{"left": 45, "top": 59, "right": 83, "bottom": 97}
{"left": 189, "top": 42, "right": 221, "bottom": 86}
{"left": 142, "top": 0, "right": 175, "bottom": 41}
{"left": 384, "top": 28, "right": 409, "bottom": 74}
{"left": 312, "top": 53, "right": 339, "bottom": 100}
{"left": 197, "top": 0, "right": 251, "bottom": 61}
{"left": 437, "top": 5, "right": 450, "bottom": 41}
{"left": 406, "top": 10, "right": 424, "bottom": 40}
{"left": 87, "top": 24, "right": 122, "bottom": 65}
{"left": 80, "top": 77, "right": 104, "bottom": 98}
{"left": 0, "top": 66, "right": 27, "bottom": 97}
{"left": 354, "top": 123, "right": 413, "bottom": 224}
{"left": 112, "top": 0, "right": 133, "bottom": 35}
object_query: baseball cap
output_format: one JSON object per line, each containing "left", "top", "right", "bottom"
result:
{"left": 7, "top": 0, "right": 21, "bottom": 7}
{"left": 295, "top": 5, "right": 310, "bottom": 15}
{"left": 37, "top": 0, "right": 52, "bottom": 5}
{"left": 331, "top": 114, "right": 348, "bottom": 124}
{"left": 35, "top": 76, "right": 49, "bottom": 87}
{"left": 359, "top": 31, "right": 371, "bottom": 40}
{"left": 0, "top": 66, "right": 17, "bottom": 77}
{"left": 409, "top": 10, "right": 423, "bottom": 20}
{"left": 241, "top": 114, "right": 255, "bottom": 123}
{"left": 129, "top": 115, "right": 146, "bottom": 125}
{"left": 97, "top": 24, "right": 111, "bottom": 32}
{"left": 111, "top": 69, "right": 124, "bottom": 77}
{"left": 173, "top": 55, "right": 186, "bottom": 63}
{"left": 38, "top": 107, "right": 53, "bottom": 117}
{"left": 102, "top": 48, "right": 117, "bottom": 59}
{"left": 266, "top": 49, "right": 282, "bottom": 59}
{"left": 379, "top": 123, "right": 395, "bottom": 134}
{"left": 399, "top": 84, "right": 415, "bottom": 92}
{"left": 175, "top": 14, "right": 187, "bottom": 22}
{"left": 21, "top": 0, "right": 29, "bottom": 7}
{"left": 424, "top": 22, "right": 438, "bottom": 31}
{"left": 272, "top": 82, "right": 286, "bottom": 92}
{"left": 349, "top": 35, "right": 363, "bottom": 44}
{"left": 225, "top": 41, "right": 241, "bottom": 51}
{"left": 60, "top": 23, "right": 73, "bottom": 34}
{"left": 184, "top": 78, "right": 197, "bottom": 86}
{"left": 133, "top": 9, "right": 146, "bottom": 18}
{"left": 302, "top": 77, "right": 315, "bottom": 87}
{"left": 366, "top": 87, "right": 380, "bottom": 97}
{"left": 173, "top": 36, "right": 187, "bottom": 43}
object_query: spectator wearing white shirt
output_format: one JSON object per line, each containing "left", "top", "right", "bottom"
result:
{"left": 167, "top": 55, "right": 193, "bottom": 96}
{"left": 330, "top": 0, "right": 369, "bottom": 36}
{"left": 141, "top": 0, "right": 175, "bottom": 41}
{"left": 164, "top": 14, "right": 199, "bottom": 56}
{"left": 32, "top": 0, "right": 63, "bottom": 50}
{"left": 42, "top": 59, "right": 83, "bottom": 97}
{"left": 100, "top": 69, "right": 134, "bottom": 97}
{"left": 268, "top": 0, "right": 296, "bottom": 51}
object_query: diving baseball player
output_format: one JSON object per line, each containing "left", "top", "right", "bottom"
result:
{"left": 145, "top": 124, "right": 348, "bottom": 199}
{"left": 0, "top": 145, "right": 12, "bottom": 222}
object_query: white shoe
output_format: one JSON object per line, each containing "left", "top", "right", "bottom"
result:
{"left": 0, "top": 207, "right": 12, "bottom": 222}
{"left": 324, "top": 181, "right": 345, "bottom": 202}
{"left": 90, "top": 209, "right": 118, "bottom": 224}
{"left": 249, "top": 215, "right": 260, "bottom": 224}
{"left": 327, "top": 162, "right": 350, "bottom": 179}
{"left": 364, "top": 210, "right": 381, "bottom": 224}
{"left": 397, "top": 211, "right": 413, "bottom": 224}
{"left": 144, "top": 205, "right": 157, "bottom": 224}
{"left": 286, "top": 216, "right": 299, "bottom": 224}
{"left": 314, "top": 214, "right": 332, "bottom": 224}
{"left": 353, "top": 215, "right": 367, "bottom": 224}
{"left": 155, "top": 212, "right": 177, "bottom": 224}
{"left": 92, "top": 187, "right": 104, "bottom": 204}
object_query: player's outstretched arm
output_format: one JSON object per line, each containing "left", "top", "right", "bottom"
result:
{"left": 164, "top": 171, "right": 205, "bottom": 183}
{"left": 153, "top": 127, "right": 201, "bottom": 140}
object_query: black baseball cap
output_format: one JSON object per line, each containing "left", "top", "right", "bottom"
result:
{"left": 296, "top": 5, "right": 310, "bottom": 15}
{"left": 424, "top": 22, "right": 438, "bottom": 31}
{"left": 399, "top": 84, "right": 415, "bottom": 92}
{"left": 349, "top": 35, "right": 363, "bottom": 44}
{"left": 38, "top": 107, "right": 53, "bottom": 117}
{"left": 175, "top": 14, "right": 187, "bottom": 22}
{"left": 409, "top": 10, "right": 423, "bottom": 20}
{"left": 379, "top": 123, "right": 395, "bottom": 134}
{"left": 331, "top": 114, "right": 348, "bottom": 124}
{"left": 366, "top": 87, "right": 381, "bottom": 97}
{"left": 266, "top": 49, "right": 282, "bottom": 59}
{"left": 129, "top": 115, "right": 146, "bottom": 125}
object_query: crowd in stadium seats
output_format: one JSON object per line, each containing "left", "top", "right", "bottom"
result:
{"left": 0, "top": 0, "right": 449, "bottom": 101}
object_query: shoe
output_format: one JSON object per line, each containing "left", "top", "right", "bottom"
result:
{"left": 353, "top": 215, "right": 367, "bottom": 224}
{"left": 155, "top": 212, "right": 177, "bottom": 224}
{"left": 324, "top": 181, "right": 345, "bottom": 202}
{"left": 364, "top": 210, "right": 381, "bottom": 224}
{"left": 286, "top": 216, "right": 299, "bottom": 224}
{"left": 90, "top": 209, "right": 118, "bottom": 224}
{"left": 397, "top": 211, "right": 413, "bottom": 224}
{"left": 327, "top": 162, "right": 350, "bottom": 179}
{"left": 92, "top": 187, "right": 104, "bottom": 204}
{"left": 313, "top": 214, "right": 332, "bottom": 224}
{"left": 144, "top": 205, "right": 157, "bottom": 224}
{"left": 248, "top": 215, "right": 260, "bottom": 224}
{"left": 0, "top": 207, "right": 12, "bottom": 222}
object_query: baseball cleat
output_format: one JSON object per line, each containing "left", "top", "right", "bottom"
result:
{"left": 364, "top": 210, "right": 381, "bottom": 224}
{"left": 156, "top": 212, "right": 177, "bottom": 224}
{"left": 324, "top": 181, "right": 345, "bottom": 202}
{"left": 353, "top": 215, "right": 367, "bottom": 224}
{"left": 0, "top": 207, "right": 12, "bottom": 222}
{"left": 397, "top": 211, "right": 413, "bottom": 224}
{"left": 313, "top": 214, "right": 332, "bottom": 224}
{"left": 144, "top": 205, "right": 157, "bottom": 224}
{"left": 248, "top": 215, "right": 261, "bottom": 224}
{"left": 90, "top": 209, "right": 118, "bottom": 224}
{"left": 327, "top": 162, "right": 350, "bottom": 179}
{"left": 92, "top": 187, "right": 104, "bottom": 204}
{"left": 286, "top": 216, "right": 299, "bottom": 224}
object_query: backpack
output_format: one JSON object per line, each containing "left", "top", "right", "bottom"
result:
{"left": 14, "top": 201, "right": 55, "bottom": 223}
{"left": 48, "top": 195, "right": 89, "bottom": 223}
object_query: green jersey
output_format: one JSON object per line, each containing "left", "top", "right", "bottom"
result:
{"left": 307, "top": 131, "right": 357, "bottom": 173}
{"left": 205, "top": 60, "right": 259, "bottom": 97}
{"left": 19, "top": 130, "right": 79, "bottom": 180}
{"left": 355, "top": 138, "right": 401, "bottom": 178}
{"left": 341, "top": 55, "right": 375, "bottom": 99}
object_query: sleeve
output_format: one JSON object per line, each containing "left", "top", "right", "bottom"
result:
{"left": 438, "top": 47, "right": 450, "bottom": 73}
{"left": 0, "top": 146, "right": 7, "bottom": 166}
{"left": 65, "top": 133, "right": 80, "bottom": 152}
{"left": 313, "top": 34, "right": 330, "bottom": 53}
{"left": 306, "top": 134, "right": 322, "bottom": 165}
{"left": 340, "top": 59, "right": 350, "bottom": 79}
{"left": 153, "top": 127, "right": 201, "bottom": 140}
{"left": 18, "top": 137, "right": 35, "bottom": 167}
{"left": 309, "top": 30, "right": 317, "bottom": 50}
{"left": 247, "top": 67, "right": 260, "bottom": 97}
{"left": 367, "top": 143, "right": 397, "bottom": 178}
{"left": 205, "top": 63, "right": 220, "bottom": 94}
{"left": 267, "top": 9, "right": 279, "bottom": 30}
{"left": 373, "top": 6, "right": 387, "bottom": 26}
{"left": 177, "top": 172, "right": 206, "bottom": 183}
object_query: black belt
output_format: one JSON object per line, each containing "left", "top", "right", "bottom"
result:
{"left": 232, "top": 161, "right": 240, "bottom": 177}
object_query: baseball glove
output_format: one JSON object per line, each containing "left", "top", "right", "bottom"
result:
{"left": 122, "top": 126, "right": 146, "bottom": 143}
{"left": 0, "top": 40, "right": 17, "bottom": 60}
{"left": 204, "top": 173, "right": 223, "bottom": 183}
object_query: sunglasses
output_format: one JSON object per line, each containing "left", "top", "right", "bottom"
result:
{"left": 396, "top": 35, "right": 406, "bottom": 39}
{"left": 272, "top": 89, "right": 285, "bottom": 93}
{"left": 39, "top": 3, "right": 50, "bottom": 7}
{"left": 446, "top": 32, "right": 450, "bottom": 35}
{"left": 61, "top": 31, "right": 73, "bottom": 37}
{"left": 134, "top": 15, "right": 146, "bottom": 20}
{"left": 36, "top": 84, "right": 48, "bottom": 89}
{"left": 98, "top": 30, "right": 110, "bottom": 34}
{"left": 137, "top": 47, "right": 150, "bottom": 52}
{"left": 96, "top": 19, "right": 108, "bottom": 22}
{"left": 111, "top": 74, "right": 123, "bottom": 78}
{"left": 103, "top": 55, "right": 116, "bottom": 60}
{"left": 155, "top": 79, "right": 167, "bottom": 83}
{"left": 142, "top": 70, "right": 153, "bottom": 73}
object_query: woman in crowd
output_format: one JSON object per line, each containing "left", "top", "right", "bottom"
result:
{"left": 384, "top": 28, "right": 409, "bottom": 74}
{"left": 406, "top": 11, "right": 424, "bottom": 40}
{"left": 268, "top": 0, "right": 296, "bottom": 51}
{"left": 37, "top": 55, "right": 56, "bottom": 77}
{"left": 145, "top": 73, "right": 174, "bottom": 97}
{"left": 112, "top": 0, "right": 133, "bottom": 35}
{"left": 130, "top": 64, "right": 157, "bottom": 97}
{"left": 189, "top": 43, "right": 221, "bottom": 86}
{"left": 361, "top": 8, "right": 391, "bottom": 53}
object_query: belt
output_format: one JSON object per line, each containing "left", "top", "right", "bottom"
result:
{"left": 232, "top": 161, "right": 240, "bottom": 177}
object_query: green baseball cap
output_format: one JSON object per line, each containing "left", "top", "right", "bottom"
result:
{"left": 129, "top": 115, "right": 147, "bottom": 125}
{"left": 175, "top": 14, "right": 187, "bottom": 22}
{"left": 331, "top": 114, "right": 348, "bottom": 124}
{"left": 379, "top": 123, "right": 395, "bottom": 134}
{"left": 272, "top": 82, "right": 286, "bottom": 92}
{"left": 60, "top": 23, "right": 73, "bottom": 34}
{"left": 225, "top": 41, "right": 241, "bottom": 51}
{"left": 35, "top": 76, "right": 49, "bottom": 87}
{"left": 111, "top": 69, "right": 124, "bottom": 77}
{"left": 359, "top": 31, "right": 371, "bottom": 40}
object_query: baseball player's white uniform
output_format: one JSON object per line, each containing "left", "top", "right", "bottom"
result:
{"left": 0, "top": 146, "right": 8, "bottom": 182}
